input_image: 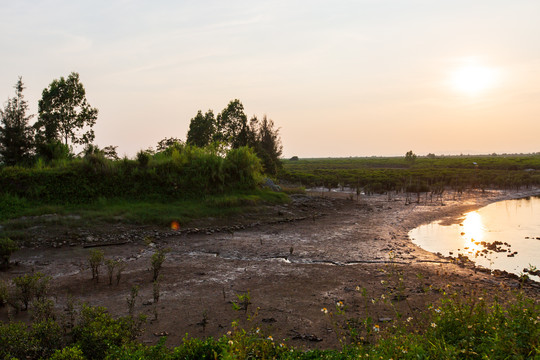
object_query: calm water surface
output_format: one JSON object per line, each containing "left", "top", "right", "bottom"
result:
{"left": 409, "top": 196, "right": 540, "bottom": 280}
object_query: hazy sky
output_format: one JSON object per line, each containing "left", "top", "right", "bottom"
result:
{"left": 1, "top": 0, "right": 539, "bottom": 158}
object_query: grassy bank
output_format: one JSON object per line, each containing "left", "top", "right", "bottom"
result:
{"left": 0, "top": 190, "right": 289, "bottom": 244}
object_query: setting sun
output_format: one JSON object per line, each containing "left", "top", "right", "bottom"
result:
{"left": 451, "top": 64, "right": 499, "bottom": 95}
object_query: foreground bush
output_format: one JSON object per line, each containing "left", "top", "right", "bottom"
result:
{"left": 0, "top": 290, "right": 537, "bottom": 359}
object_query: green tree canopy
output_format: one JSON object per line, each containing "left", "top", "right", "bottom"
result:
{"left": 405, "top": 150, "right": 417, "bottom": 164}
{"left": 34, "top": 72, "right": 98, "bottom": 149}
{"left": 215, "top": 99, "right": 248, "bottom": 148}
{"left": 186, "top": 110, "right": 215, "bottom": 147}
{"left": 0, "top": 77, "right": 34, "bottom": 166}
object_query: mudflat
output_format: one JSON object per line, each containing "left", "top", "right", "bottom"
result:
{"left": 2, "top": 188, "right": 539, "bottom": 349}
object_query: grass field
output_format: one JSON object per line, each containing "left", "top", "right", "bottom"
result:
{"left": 279, "top": 154, "right": 540, "bottom": 193}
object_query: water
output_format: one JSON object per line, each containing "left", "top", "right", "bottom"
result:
{"left": 409, "top": 196, "right": 540, "bottom": 280}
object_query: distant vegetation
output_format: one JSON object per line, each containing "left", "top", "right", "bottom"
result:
{"left": 279, "top": 154, "right": 540, "bottom": 194}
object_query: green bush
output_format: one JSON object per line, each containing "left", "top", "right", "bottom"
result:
{"left": 0, "top": 322, "right": 36, "bottom": 359}
{"left": 170, "top": 336, "right": 222, "bottom": 359}
{"left": 0, "top": 145, "right": 265, "bottom": 207}
{"left": 0, "top": 279, "right": 8, "bottom": 307}
{"left": 73, "top": 304, "right": 143, "bottom": 360}
{"left": 12, "top": 272, "right": 50, "bottom": 310}
{"left": 0, "top": 236, "right": 18, "bottom": 269}
{"left": 50, "top": 345, "right": 86, "bottom": 360}
{"left": 224, "top": 147, "right": 263, "bottom": 189}
{"left": 88, "top": 249, "right": 104, "bottom": 282}
{"left": 30, "top": 319, "right": 64, "bottom": 359}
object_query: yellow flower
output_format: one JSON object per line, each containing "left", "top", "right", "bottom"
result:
{"left": 267, "top": 336, "right": 273, "bottom": 341}
{"left": 373, "top": 324, "right": 380, "bottom": 332}
{"left": 336, "top": 301, "right": 344, "bottom": 307}
{"left": 431, "top": 323, "right": 437, "bottom": 328}
{"left": 321, "top": 307, "right": 328, "bottom": 314}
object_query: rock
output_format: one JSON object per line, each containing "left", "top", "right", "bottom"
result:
{"left": 378, "top": 317, "right": 393, "bottom": 322}
{"left": 143, "top": 300, "right": 153, "bottom": 306}
{"left": 263, "top": 178, "right": 281, "bottom": 191}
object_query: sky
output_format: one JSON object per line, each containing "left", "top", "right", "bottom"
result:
{"left": 1, "top": 0, "right": 539, "bottom": 158}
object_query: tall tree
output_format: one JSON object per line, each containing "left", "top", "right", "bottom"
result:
{"left": 186, "top": 110, "right": 215, "bottom": 147}
{"left": 34, "top": 72, "right": 98, "bottom": 148}
{"left": 0, "top": 77, "right": 34, "bottom": 166}
{"left": 253, "top": 115, "right": 283, "bottom": 175}
{"left": 215, "top": 99, "right": 248, "bottom": 148}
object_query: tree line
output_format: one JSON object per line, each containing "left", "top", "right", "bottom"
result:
{"left": 0, "top": 74, "right": 282, "bottom": 175}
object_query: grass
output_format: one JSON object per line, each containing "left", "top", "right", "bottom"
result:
{"left": 0, "top": 190, "right": 289, "bottom": 238}
{"left": 279, "top": 154, "right": 540, "bottom": 193}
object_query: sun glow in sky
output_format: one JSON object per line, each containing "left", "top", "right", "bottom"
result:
{"left": 451, "top": 62, "right": 500, "bottom": 96}
{"left": 1, "top": 1, "right": 539, "bottom": 158}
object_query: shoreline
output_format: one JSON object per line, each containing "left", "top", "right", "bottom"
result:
{"left": 397, "top": 188, "right": 540, "bottom": 283}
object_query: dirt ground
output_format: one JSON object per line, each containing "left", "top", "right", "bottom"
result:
{"left": 1, "top": 188, "right": 539, "bottom": 349}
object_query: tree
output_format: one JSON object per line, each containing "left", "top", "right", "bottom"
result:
{"left": 405, "top": 150, "right": 417, "bottom": 164}
{"left": 156, "top": 137, "right": 183, "bottom": 153}
{"left": 34, "top": 72, "right": 98, "bottom": 149}
{"left": 0, "top": 77, "right": 34, "bottom": 166}
{"left": 186, "top": 110, "right": 215, "bottom": 147}
{"left": 215, "top": 99, "right": 248, "bottom": 148}
{"left": 252, "top": 115, "right": 283, "bottom": 175}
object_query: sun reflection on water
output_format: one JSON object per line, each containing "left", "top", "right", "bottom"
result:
{"left": 460, "top": 211, "right": 485, "bottom": 254}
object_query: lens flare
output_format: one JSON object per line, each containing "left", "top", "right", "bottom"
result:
{"left": 171, "top": 221, "right": 180, "bottom": 231}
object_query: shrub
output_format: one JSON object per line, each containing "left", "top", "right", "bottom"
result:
{"left": 151, "top": 248, "right": 169, "bottom": 282}
{"left": 105, "top": 258, "right": 118, "bottom": 285}
{"left": 50, "top": 345, "right": 86, "bottom": 360}
{"left": 171, "top": 336, "right": 222, "bottom": 359}
{"left": 0, "top": 236, "right": 18, "bottom": 269}
{"left": 0, "top": 322, "right": 36, "bottom": 359}
{"left": 0, "top": 279, "right": 8, "bottom": 307}
{"left": 31, "top": 319, "right": 64, "bottom": 359}
{"left": 136, "top": 150, "right": 151, "bottom": 167}
{"left": 12, "top": 272, "right": 50, "bottom": 310}
{"left": 73, "top": 304, "right": 142, "bottom": 360}
{"left": 223, "top": 147, "right": 263, "bottom": 189}
{"left": 88, "top": 249, "right": 104, "bottom": 282}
